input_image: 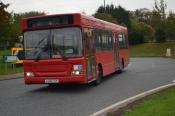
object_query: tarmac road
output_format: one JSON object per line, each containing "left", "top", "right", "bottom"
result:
{"left": 0, "top": 58, "right": 175, "bottom": 116}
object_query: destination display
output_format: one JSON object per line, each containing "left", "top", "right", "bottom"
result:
{"left": 27, "top": 15, "right": 73, "bottom": 28}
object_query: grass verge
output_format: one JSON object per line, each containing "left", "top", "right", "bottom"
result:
{"left": 123, "top": 86, "right": 175, "bottom": 116}
{"left": 130, "top": 42, "right": 175, "bottom": 57}
{"left": 0, "top": 50, "right": 23, "bottom": 76}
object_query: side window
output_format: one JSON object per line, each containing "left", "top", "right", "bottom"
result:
{"left": 95, "top": 29, "right": 102, "bottom": 52}
{"left": 91, "top": 30, "right": 95, "bottom": 54}
{"left": 95, "top": 29, "right": 113, "bottom": 52}
{"left": 108, "top": 32, "right": 113, "bottom": 51}
{"left": 118, "top": 33, "right": 128, "bottom": 49}
{"left": 118, "top": 34, "right": 123, "bottom": 48}
{"left": 84, "top": 31, "right": 89, "bottom": 56}
{"left": 101, "top": 31, "right": 106, "bottom": 51}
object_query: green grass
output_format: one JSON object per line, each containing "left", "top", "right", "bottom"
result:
{"left": 0, "top": 50, "right": 23, "bottom": 76}
{"left": 124, "top": 86, "right": 175, "bottom": 116}
{"left": 0, "top": 50, "right": 11, "bottom": 60}
{"left": 130, "top": 42, "right": 175, "bottom": 57}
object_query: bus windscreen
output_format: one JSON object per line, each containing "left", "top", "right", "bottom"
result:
{"left": 24, "top": 27, "right": 82, "bottom": 60}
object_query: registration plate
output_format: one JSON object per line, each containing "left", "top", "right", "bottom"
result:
{"left": 45, "top": 79, "right": 59, "bottom": 83}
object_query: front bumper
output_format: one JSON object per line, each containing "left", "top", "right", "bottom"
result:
{"left": 24, "top": 76, "right": 87, "bottom": 84}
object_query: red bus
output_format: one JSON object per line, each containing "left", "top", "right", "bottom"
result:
{"left": 22, "top": 13, "right": 129, "bottom": 85}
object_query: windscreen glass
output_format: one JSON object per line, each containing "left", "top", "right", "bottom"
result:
{"left": 24, "top": 27, "right": 82, "bottom": 60}
{"left": 52, "top": 28, "right": 82, "bottom": 58}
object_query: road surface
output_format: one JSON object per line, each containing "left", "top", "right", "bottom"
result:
{"left": 0, "top": 58, "right": 175, "bottom": 116}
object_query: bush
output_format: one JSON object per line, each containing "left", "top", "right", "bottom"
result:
{"left": 155, "top": 27, "right": 166, "bottom": 43}
{"left": 129, "top": 32, "right": 144, "bottom": 45}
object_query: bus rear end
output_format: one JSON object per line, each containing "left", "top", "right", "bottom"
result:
{"left": 22, "top": 14, "right": 88, "bottom": 84}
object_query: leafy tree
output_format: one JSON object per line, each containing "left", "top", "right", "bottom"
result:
{"left": 166, "top": 12, "right": 175, "bottom": 41}
{"left": 154, "top": 0, "right": 167, "bottom": 21}
{"left": 141, "top": 22, "right": 155, "bottom": 42}
{"left": 94, "top": 1, "right": 175, "bottom": 44}
{"left": 153, "top": 0, "right": 167, "bottom": 42}
{"left": 95, "top": 4, "right": 155, "bottom": 44}
{"left": 155, "top": 25, "right": 166, "bottom": 42}
{"left": 16, "top": 11, "right": 45, "bottom": 18}
{"left": 129, "top": 19, "right": 144, "bottom": 44}
{"left": 95, "top": 4, "right": 131, "bottom": 29}
{"left": 128, "top": 18, "right": 155, "bottom": 44}
{"left": 0, "top": 2, "right": 46, "bottom": 49}
{"left": 114, "top": 5, "right": 131, "bottom": 29}
{"left": 94, "top": 12, "right": 118, "bottom": 24}
{"left": 150, "top": 11, "right": 162, "bottom": 28}
{"left": 10, "top": 11, "right": 46, "bottom": 44}
{"left": 0, "top": 1, "right": 12, "bottom": 49}
{"left": 134, "top": 8, "right": 152, "bottom": 25}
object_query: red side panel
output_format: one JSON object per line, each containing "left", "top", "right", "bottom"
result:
{"left": 96, "top": 51, "right": 116, "bottom": 76}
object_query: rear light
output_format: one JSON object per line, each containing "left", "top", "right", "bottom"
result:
{"left": 26, "top": 72, "right": 34, "bottom": 77}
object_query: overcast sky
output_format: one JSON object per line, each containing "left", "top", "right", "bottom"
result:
{"left": 2, "top": 0, "right": 175, "bottom": 15}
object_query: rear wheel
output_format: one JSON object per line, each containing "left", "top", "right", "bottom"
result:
{"left": 118, "top": 59, "right": 124, "bottom": 73}
{"left": 93, "top": 66, "right": 103, "bottom": 85}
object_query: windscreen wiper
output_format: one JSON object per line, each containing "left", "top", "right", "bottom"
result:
{"left": 34, "top": 49, "right": 42, "bottom": 62}
{"left": 34, "top": 44, "right": 50, "bottom": 61}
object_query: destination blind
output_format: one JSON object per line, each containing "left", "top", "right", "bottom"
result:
{"left": 27, "top": 15, "right": 73, "bottom": 28}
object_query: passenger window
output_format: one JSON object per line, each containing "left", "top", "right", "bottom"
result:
{"left": 95, "top": 29, "right": 113, "bottom": 52}
{"left": 118, "top": 33, "right": 128, "bottom": 49}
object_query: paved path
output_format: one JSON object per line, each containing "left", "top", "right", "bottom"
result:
{"left": 0, "top": 73, "right": 23, "bottom": 81}
{"left": 0, "top": 58, "right": 175, "bottom": 116}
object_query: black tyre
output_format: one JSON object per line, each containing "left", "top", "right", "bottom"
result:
{"left": 48, "top": 84, "right": 58, "bottom": 88}
{"left": 93, "top": 66, "right": 103, "bottom": 85}
{"left": 118, "top": 59, "right": 124, "bottom": 73}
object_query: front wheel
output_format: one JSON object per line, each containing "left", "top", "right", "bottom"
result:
{"left": 48, "top": 84, "right": 58, "bottom": 88}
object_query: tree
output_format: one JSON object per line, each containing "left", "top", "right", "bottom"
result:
{"left": 153, "top": 0, "right": 167, "bottom": 42}
{"left": 94, "top": 12, "right": 118, "bottom": 24}
{"left": 10, "top": 11, "right": 46, "bottom": 44}
{"left": 114, "top": 5, "right": 131, "bottom": 29}
{"left": 141, "top": 22, "right": 155, "bottom": 42}
{"left": 154, "top": 0, "right": 167, "bottom": 21}
{"left": 166, "top": 12, "right": 175, "bottom": 41}
{"left": 134, "top": 8, "right": 152, "bottom": 25}
{"left": 0, "top": 1, "right": 12, "bottom": 49}
{"left": 129, "top": 19, "right": 144, "bottom": 44}
{"left": 0, "top": 1, "right": 11, "bottom": 34}
{"left": 95, "top": 4, "right": 131, "bottom": 29}
{"left": 150, "top": 11, "right": 162, "bottom": 28}
{"left": 155, "top": 25, "right": 166, "bottom": 42}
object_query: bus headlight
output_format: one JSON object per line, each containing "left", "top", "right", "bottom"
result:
{"left": 71, "top": 71, "right": 81, "bottom": 75}
{"left": 26, "top": 72, "right": 34, "bottom": 77}
{"left": 72, "top": 64, "right": 83, "bottom": 76}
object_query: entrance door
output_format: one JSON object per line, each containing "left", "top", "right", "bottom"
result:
{"left": 113, "top": 33, "right": 120, "bottom": 69}
{"left": 84, "top": 28, "right": 96, "bottom": 81}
